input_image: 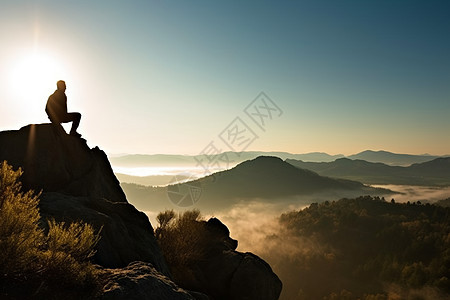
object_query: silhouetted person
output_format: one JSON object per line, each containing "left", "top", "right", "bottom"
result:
{"left": 45, "top": 80, "right": 82, "bottom": 137}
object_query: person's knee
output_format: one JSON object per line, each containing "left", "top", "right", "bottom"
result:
{"left": 66, "top": 112, "right": 81, "bottom": 122}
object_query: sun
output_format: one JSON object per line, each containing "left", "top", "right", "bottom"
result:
{"left": 10, "top": 51, "right": 68, "bottom": 103}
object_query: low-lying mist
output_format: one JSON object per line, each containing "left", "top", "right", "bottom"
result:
{"left": 138, "top": 185, "right": 450, "bottom": 300}
{"left": 213, "top": 199, "right": 310, "bottom": 254}
{"left": 373, "top": 185, "right": 450, "bottom": 203}
{"left": 143, "top": 185, "right": 450, "bottom": 256}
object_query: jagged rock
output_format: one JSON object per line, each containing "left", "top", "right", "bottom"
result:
{"left": 0, "top": 124, "right": 168, "bottom": 273}
{"left": 174, "top": 218, "right": 282, "bottom": 300}
{"left": 204, "top": 217, "right": 238, "bottom": 251}
{"left": 100, "top": 262, "right": 199, "bottom": 300}
{"left": 39, "top": 192, "right": 169, "bottom": 272}
{"left": 0, "top": 124, "right": 126, "bottom": 202}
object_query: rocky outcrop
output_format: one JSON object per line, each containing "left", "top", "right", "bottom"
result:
{"left": 0, "top": 124, "right": 126, "bottom": 202}
{"left": 39, "top": 192, "right": 167, "bottom": 271}
{"left": 201, "top": 250, "right": 282, "bottom": 300}
{"left": 172, "top": 218, "right": 283, "bottom": 300}
{"left": 101, "top": 262, "right": 202, "bottom": 300}
{"left": 0, "top": 124, "right": 167, "bottom": 272}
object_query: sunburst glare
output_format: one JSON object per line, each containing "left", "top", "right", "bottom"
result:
{"left": 10, "top": 51, "right": 68, "bottom": 102}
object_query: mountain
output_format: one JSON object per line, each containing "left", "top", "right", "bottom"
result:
{"left": 348, "top": 150, "right": 441, "bottom": 166}
{"left": 111, "top": 150, "right": 447, "bottom": 170}
{"left": 110, "top": 151, "right": 344, "bottom": 168}
{"left": 0, "top": 124, "right": 281, "bottom": 300}
{"left": 408, "top": 157, "right": 450, "bottom": 177}
{"left": 286, "top": 157, "right": 450, "bottom": 186}
{"left": 122, "top": 156, "right": 392, "bottom": 212}
{"left": 197, "top": 156, "right": 381, "bottom": 199}
{"left": 215, "top": 151, "right": 344, "bottom": 163}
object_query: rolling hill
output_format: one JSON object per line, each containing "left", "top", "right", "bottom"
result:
{"left": 110, "top": 151, "right": 444, "bottom": 177}
{"left": 348, "top": 150, "right": 441, "bottom": 166}
{"left": 109, "top": 151, "right": 345, "bottom": 168}
{"left": 286, "top": 157, "right": 450, "bottom": 185}
{"left": 122, "top": 156, "right": 393, "bottom": 212}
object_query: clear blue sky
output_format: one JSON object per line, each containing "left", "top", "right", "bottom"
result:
{"left": 1, "top": 0, "right": 449, "bottom": 155}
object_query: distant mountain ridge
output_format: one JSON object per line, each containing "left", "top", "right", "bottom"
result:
{"left": 348, "top": 150, "right": 442, "bottom": 166}
{"left": 196, "top": 156, "right": 372, "bottom": 199}
{"left": 110, "top": 150, "right": 445, "bottom": 171}
{"left": 110, "top": 151, "right": 345, "bottom": 168}
{"left": 286, "top": 157, "right": 450, "bottom": 186}
{"left": 122, "top": 156, "right": 392, "bottom": 212}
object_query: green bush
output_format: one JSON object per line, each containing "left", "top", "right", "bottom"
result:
{"left": 46, "top": 219, "right": 100, "bottom": 262}
{"left": 155, "top": 209, "right": 205, "bottom": 267}
{"left": 155, "top": 209, "right": 210, "bottom": 287}
{"left": 0, "top": 161, "right": 102, "bottom": 298}
{"left": 0, "top": 161, "right": 43, "bottom": 278}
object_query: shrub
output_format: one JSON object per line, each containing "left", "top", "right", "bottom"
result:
{"left": 0, "top": 161, "right": 102, "bottom": 298}
{"left": 155, "top": 209, "right": 208, "bottom": 285}
{"left": 46, "top": 219, "right": 100, "bottom": 262}
{"left": 0, "top": 161, "right": 43, "bottom": 278}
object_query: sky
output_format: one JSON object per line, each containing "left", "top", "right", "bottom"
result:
{"left": 0, "top": 0, "right": 449, "bottom": 156}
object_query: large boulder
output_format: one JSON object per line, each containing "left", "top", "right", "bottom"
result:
{"left": 229, "top": 252, "right": 282, "bottom": 300}
{"left": 101, "top": 262, "right": 200, "bottom": 300}
{"left": 0, "top": 124, "right": 126, "bottom": 202}
{"left": 200, "top": 250, "right": 282, "bottom": 300}
{"left": 171, "top": 218, "right": 282, "bottom": 300}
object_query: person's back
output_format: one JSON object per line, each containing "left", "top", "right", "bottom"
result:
{"left": 46, "top": 88, "right": 67, "bottom": 123}
{"left": 45, "top": 80, "right": 81, "bottom": 137}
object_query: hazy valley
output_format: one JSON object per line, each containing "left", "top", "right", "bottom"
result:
{"left": 113, "top": 150, "right": 450, "bottom": 300}
{"left": 2, "top": 1, "right": 449, "bottom": 299}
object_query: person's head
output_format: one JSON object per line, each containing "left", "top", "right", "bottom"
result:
{"left": 56, "top": 80, "right": 66, "bottom": 91}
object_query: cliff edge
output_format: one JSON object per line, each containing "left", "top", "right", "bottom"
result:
{"left": 0, "top": 124, "right": 281, "bottom": 300}
{"left": 0, "top": 124, "right": 168, "bottom": 272}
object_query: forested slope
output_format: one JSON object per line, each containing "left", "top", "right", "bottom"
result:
{"left": 267, "top": 196, "right": 450, "bottom": 299}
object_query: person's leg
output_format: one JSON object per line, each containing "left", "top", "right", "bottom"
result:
{"left": 48, "top": 118, "right": 66, "bottom": 136}
{"left": 65, "top": 112, "right": 81, "bottom": 135}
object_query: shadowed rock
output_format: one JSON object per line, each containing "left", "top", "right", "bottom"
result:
{"left": 0, "top": 124, "right": 167, "bottom": 273}
{"left": 101, "top": 262, "right": 201, "bottom": 300}
{"left": 173, "top": 218, "right": 282, "bottom": 300}
{"left": 39, "top": 192, "right": 167, "bottom": 271}
{"left": 202, "top": 250, "right": 282, "bottom": 300}
{"left": 0, "top": 124, "right": 126, "bottom": 202}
